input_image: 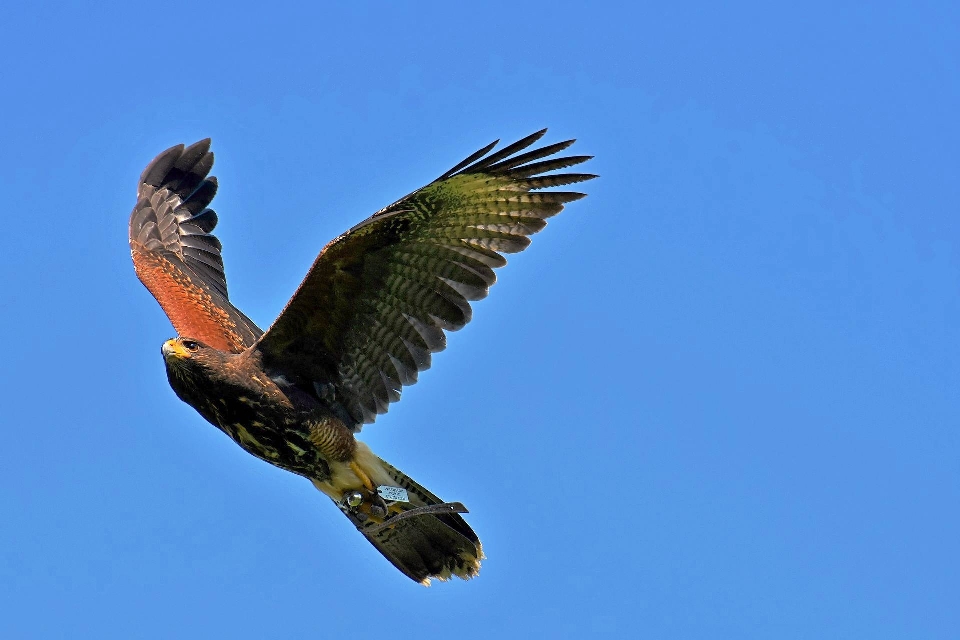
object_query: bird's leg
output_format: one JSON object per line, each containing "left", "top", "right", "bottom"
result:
{"left": 340, "top": 463, "right": 392, "bottom": 522}
{"left": 306, "top": 417, "right": 391, "bottom": 520}
{"left": 349, "top": 461, "right": 375, "bottom": 491}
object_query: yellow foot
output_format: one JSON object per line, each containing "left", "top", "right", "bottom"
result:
{"left": 342, "top": 464, "right": 388, "bottom": 524}
{"left": 342, "top": 489, "right": 389, "bottom": 523}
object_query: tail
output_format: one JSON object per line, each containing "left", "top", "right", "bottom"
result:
{"left": 313, "top": 445, "right": 483, "bottom": 585}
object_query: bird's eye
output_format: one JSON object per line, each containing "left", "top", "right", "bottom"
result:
{"left": 182, "top": 340, "right": 199, "bottom": 352}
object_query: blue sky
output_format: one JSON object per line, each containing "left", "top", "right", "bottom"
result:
{"left": 0, "top": 1, "right": 957, "bottom": 637}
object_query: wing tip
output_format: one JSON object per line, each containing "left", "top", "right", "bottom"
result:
{"left": 139, "top": 138, "right": 215, "bottom": 188}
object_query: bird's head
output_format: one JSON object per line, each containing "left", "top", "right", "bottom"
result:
{"left": 160, "top": 337, "right": 277, "bottom": 417}
{"left": 161, "top": 337, "right": 228, "bottom": 380}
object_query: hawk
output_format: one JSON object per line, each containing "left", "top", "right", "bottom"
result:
{"left": 129, "top": 130, "right": 595, "bottom": 584}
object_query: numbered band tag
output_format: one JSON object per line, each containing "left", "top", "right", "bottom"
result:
{"left": 377, "top": 485, "right": 410, "bottom": 502}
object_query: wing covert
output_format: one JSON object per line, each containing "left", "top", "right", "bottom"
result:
{"left": 254, "top": 130, "right": 595, "bottom": 427}
{"left": 129, "top": 139, "right": 262, "bottom": 352}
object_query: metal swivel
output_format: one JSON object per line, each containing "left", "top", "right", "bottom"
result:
{"left": 343, "top": 491, "right": 364, "bottom": 508}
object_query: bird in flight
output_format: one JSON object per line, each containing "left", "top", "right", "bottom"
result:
{"left": 129, "top": 130, "right": 595, "bottom": 584}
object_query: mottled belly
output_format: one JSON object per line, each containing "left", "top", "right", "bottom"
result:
{"left": 202, "top": 398, "right": 334, "bottom": 481}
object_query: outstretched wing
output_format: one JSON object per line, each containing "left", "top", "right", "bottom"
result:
{"left": 129, "top": 139, "right": 262, "bottom": 352}
{"left": 254, "top": 130, "right": 595, "bottom": 427}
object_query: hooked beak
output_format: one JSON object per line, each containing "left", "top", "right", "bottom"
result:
{"left": 161, "top": 338, "right": 191, "bottom": 360}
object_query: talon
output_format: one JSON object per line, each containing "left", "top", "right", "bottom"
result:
{"left": 341, "top": 486, "right": 391, "bottom": 524}
{"left": 361, "top": 492, "right": 390, "bottom": 523}
{"left": 364, "top": 492, "right": 389, "bottom": 522}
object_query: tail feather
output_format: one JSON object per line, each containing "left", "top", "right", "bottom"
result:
{"left": 377, "top": 458, "right": 480, "bottom": 547}
{"left": 360, "top": 503, "right": 482, "bottom": 585}
{"left": 327, "top": 455, "right": 483, "bottom": 585}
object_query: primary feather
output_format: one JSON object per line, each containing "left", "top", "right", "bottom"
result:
{"left": 253, "top": 129, "right": 596, "bottom": 427}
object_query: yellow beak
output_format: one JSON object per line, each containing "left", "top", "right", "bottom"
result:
{"left": 161, "top": 338, "right": 191, "bottom": 360}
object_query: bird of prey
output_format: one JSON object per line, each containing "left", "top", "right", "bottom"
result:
{"left": 128, "top": 130, "right": 595, "bottom": 584}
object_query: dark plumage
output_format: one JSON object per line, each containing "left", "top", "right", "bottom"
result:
{"left": 129, "top": 131, "right": 595, "bottom": 584}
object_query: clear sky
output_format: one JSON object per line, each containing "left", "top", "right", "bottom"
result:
{"left": 0, "top": 2, "right": 956, "bottom": 638}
